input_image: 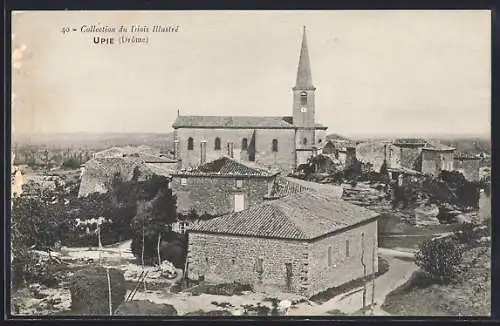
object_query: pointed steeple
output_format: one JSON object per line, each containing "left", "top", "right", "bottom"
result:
{"left": 294, "top": 26, "right": 314, "bottom": 89}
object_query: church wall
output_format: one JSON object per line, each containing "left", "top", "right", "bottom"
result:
{"left": 175, "top": 128, "right": 296, "bottom": 172}
{"left": 254, "top": 129, "right": 296, "bottom": 172}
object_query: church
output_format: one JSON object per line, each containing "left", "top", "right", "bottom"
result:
{"left": 172, "top": 27, "right": 328, "bottom": 173}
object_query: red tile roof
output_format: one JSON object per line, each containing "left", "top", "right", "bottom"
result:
{"left": 190, "top": 190, "right": 379, "bottom": 240}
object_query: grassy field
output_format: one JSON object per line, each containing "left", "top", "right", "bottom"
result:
{"left": 382, "top": 246, "right": 490, "bottom": 316}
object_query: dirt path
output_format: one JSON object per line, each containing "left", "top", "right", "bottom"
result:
{"left": 306, "top": 250, "right": 418, "bottom": 316}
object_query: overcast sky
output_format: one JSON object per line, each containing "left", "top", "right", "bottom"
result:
{"left": 12, "top": 10, "right": 490, "bottom": 138}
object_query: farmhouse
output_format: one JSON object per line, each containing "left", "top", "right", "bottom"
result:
{"left": 171, "top": 156, "right": 280, "bottom": 217}
{"left": 172, "top": 27, "right": 328, "bottom": 173}
{"left": 187, "top": 191, "right": 379, "bottom": 297}
{"left": 78, "top": 146, "right": 176, "bottom": 197}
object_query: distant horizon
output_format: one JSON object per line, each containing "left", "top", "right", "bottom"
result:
{"left": 12, "top": 130, "right": 491, "bottom": 140}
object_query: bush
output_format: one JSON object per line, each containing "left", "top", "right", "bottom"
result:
{"left": 184, "top": 310, "right": 233, "bottom": 316}
{"left": 69, "top": 266, "right": 126, "bottom": 315}
{"left": 130, "top": 232, "right": 187, "bottom": 268}
{"left": 114, "top": 300, "right": 178, "bottom": 316}
{"left": 61, "top": 158, "right": 81, "bottom": 169}
{"left": 414, "top": 238, "right": 464, "bottom": 283}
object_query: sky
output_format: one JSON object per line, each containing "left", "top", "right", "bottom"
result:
{"left": 12, "top": 10, "right": 491, "bottom": 138}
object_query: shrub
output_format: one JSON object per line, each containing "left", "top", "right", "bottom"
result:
{"left": 69, "top": 266, "right": 126, "bottom": 315}
{"left": 114, "top": 300, "right": 178, "bottom": 316}
{"left": 130, "top": 233, "right": 186, "bottom": 268}
{"left": 184, "top": 310, "right": 233, "bottom": 316}
{"left": 61, "top": 158, "right": 81, "bottom": 169}
{"left": 414, "top": 238, "right": 464, "bottom": 283}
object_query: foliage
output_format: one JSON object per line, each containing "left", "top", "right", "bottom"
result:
{"left": 69, "top": 266, "right": 126, "bottom": 315}
{"left": 415, "top": 237, "right": 464, "bottom": 283}
{"left": 61, "top": 157, "right": 81, "bottom": 169}
{"left": 114, "top": 300, "right": 178, "bottom": 316}
{"left": 130, "top": 232, "right": 187, "bottom": 268}
{"left": 189, "top": 282, "right": 253, "bottom": 296}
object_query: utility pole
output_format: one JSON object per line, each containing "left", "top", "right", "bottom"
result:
{"left": 361, "top": 232, "right": 367, "bottom": 313}
{"left": 371, "top": 236, "right": 376, "bottom": 315}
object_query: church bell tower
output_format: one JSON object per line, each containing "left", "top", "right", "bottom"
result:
{"left": 293, "top": 26, "right": 316, "bottom": 156}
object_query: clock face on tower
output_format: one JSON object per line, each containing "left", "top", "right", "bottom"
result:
{"left": 301, "top": 107, "right": 307, "bottom": 113}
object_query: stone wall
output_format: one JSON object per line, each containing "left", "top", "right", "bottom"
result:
{"left": 171, "top": 175, "right": 272, "bottom": 216}
{"left": 306, "top": 220, "right": 378, "bottom": 296}
{"left": 421, "top": 150, "right": 454, "bottom": 177}
{"left": 187, "top": 233, "right": 309, "bottom": 293}
{"left": 397, "top": 145, "right": 423, "bottom": 170}
{"left": 454, "top": 158, "right": 480, "bottom": 182}
{"left": 254, "top": 129, "right": 296, "bottom": 172}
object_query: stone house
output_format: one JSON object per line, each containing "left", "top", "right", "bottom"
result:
{"left": 420, "top": 144, "right": 455, "bottom": 177}
{"left": 78, "top": 147, "right": 176, "bottom": 197}
{"left": 453, "top": 152, "right": 481, "bottom": 182}
{"left": 172, "top": 27, "right": 327, "bottom": 173}
{"left": 171, "top": 156, "right": 280, "bottom": 217}
{"left": 187, "top": 191, "right": 379, "bottom": 297}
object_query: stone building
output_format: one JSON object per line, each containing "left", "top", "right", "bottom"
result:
{"left": 172, "top": 27, "right": 327, "bottom": 173}
{"left": 187, "top": 191, "right": 379, "bottom": 296}
{"left": 453, "top": 152, "right": 481, "bottom": 182}
{"left": 171, "top": 156, "right": 279, "bottom": 217}
{"left": 78, "top": 147, "right": 176, "bottom": 197}
{"left": 420, "top": 144, "right": 455, "bottom": 177}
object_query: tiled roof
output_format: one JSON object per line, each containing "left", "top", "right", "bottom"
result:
{"left": 393, "top": 138, "right": 427, "bottom": 146}
{"left": 173, "top": 156, "right": 277, "bottom": 177}
{"left": 172, "top": 115, "right": 328, "bottom": 130}
{"left": 269, "top": 177, "right": 343, "bottom": 199}
{"left": 173, "top": 115, "right": 294, "bottom": 129}
{"left": 190, "top": 191, "right": 378, "bottom": 240}
{"left": 454, "top": 152, "right": 480, "bottom": 160}
{"left": 422, "top": 142, "right": 455, "bottom": 151}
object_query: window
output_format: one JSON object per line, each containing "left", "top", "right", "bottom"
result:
{"left": 236, "top": 179, "right": 243, "bottom": 188}
{"left": 328, "top": 246, "right": 333, "bottom": 267}
{"left": 187, "top": 137, "right": 194, "bottom": 150}
{"left": 302, "top": 137, "right": 308, "bottom": 145}
{"left": 300, "top": 92, "right": 307, "bottom": 105}
{"left": 180, "top": 178, "right": 187, "bottom": 185}
{"left": 241, "top": 138, "right": 248, "bottom": 150}
{"left": 272, "top": 139, "right": 278, "bottom": 152}
{"left": 232, "top": 259, "right": 236, "bottom": 265}
{"left": 214, "top": 137, "right": 221, "bottom": 150}
{"left": 345, "top": 239, "right": 350, "bottom": 257}
{"left": 318, "top": 139, "right": 322, "bottom": 144}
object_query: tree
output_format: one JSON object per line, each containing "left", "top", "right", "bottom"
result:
{"left": 415, "top": 237, "right": 464, "bottom": 283}
{"left": 61, "top": 157, "right": 81, "bottom": 169}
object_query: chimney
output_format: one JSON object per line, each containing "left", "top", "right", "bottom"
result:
{"left": 173, "top": 139, "right": 180, "bottom": 160}
{"left": 264, "top": 176, "right": 278, "bottom": 200}
{"left": 200, "top": 140, "right": 207, "bottom": 164}
{"left": 227, "top": 142, "right": 234, "bottom": 158}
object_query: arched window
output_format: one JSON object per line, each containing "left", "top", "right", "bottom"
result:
{"left": 214, "top": 137, "right": 221, "bottom": 150}
{"left": 241, "top": 138, "right": 248, "bottom": 150}
{"left": 300, "top": 92, "right": 308, "bottom": 106}
{"left": 302, "top": 137, "right": 308, "bottom": 145}
{"left": 187, "top": 137, "right": 194, "bottom": 150}
{"left": 272, "top": 139, "right": 278, "bottom": 152}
